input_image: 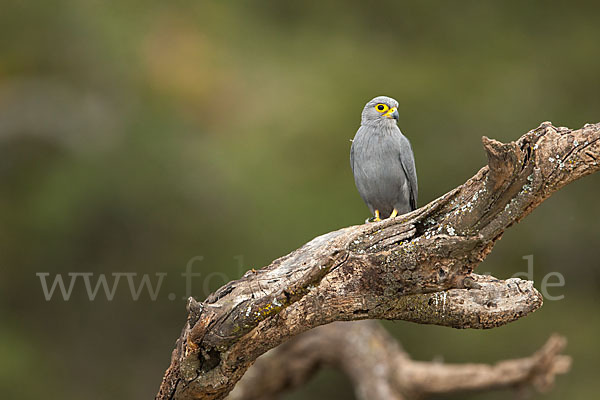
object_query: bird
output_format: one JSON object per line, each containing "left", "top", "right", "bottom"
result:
{"left": 350, "top": 95, "right": 418, "bottom": 222}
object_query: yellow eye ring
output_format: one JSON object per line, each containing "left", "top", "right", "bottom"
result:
{"left": 375, "top": 103, "right": 389, "bottom": 113}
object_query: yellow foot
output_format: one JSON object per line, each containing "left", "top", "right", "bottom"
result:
{"left": 365, "top": 210, "right": 381, "bottom": 223}
{"left": 389, "top": 209, "right": 398, "bottom": 218}
{"left": 374, "top": 210, "right": 381, "bottom": 222}
{"left": 366, "top": 210, "right": 384, "bottom": 223}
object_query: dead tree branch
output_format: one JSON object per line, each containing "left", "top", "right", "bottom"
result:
{"left": 156, "top": 122, "right": 600, "bottom": 400}
{"left": 228, "top": 320, "right": 571, "bottom": 400}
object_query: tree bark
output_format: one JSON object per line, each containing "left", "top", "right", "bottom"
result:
{"left": 156, "top": 121, "right": 600, "bottom": 400}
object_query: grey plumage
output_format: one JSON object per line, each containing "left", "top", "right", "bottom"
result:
{"left": 350, "top": 96, "right": 418, "bottom": 219}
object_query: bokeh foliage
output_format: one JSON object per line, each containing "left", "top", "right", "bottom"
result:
{"left": 1, "top": 1, "right": 599, "bottom": 399}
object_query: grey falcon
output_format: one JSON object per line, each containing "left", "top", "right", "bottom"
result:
{"left": 350, "top": 95, "right": 418, "bottom": 221}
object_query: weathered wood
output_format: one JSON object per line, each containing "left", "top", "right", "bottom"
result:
{"left": 156, "top": 122, "right": 600, "bottom": 400}
{"left": 228, "top": 321, "right": 571, "bottom": 400}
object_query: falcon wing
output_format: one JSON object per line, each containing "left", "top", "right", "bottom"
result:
{"left": 399, "top": 140, "right": 418, "bottom": 210}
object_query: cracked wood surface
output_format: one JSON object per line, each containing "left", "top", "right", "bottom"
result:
{"left": 156, "top": 121, "right": 600, "bottom": 400}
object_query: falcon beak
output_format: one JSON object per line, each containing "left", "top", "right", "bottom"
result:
{"left": 384, "top": 107, "right": 399, "bottom": 120}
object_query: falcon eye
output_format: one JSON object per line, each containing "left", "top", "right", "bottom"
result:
{"left": 375, "top": 104, "right": 388, "bottom": 113}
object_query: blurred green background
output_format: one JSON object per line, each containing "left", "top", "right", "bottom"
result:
{"left": 1, "top": 1, "right": 599, "bottom": 399}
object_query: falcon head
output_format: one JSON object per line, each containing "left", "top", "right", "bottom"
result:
{"left": 361, "top": 96, "right": 400, "bottom": 126}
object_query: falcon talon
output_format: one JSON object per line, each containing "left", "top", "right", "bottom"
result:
{"left": 350, "top": 96, "right": 418, "bottom": 221}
